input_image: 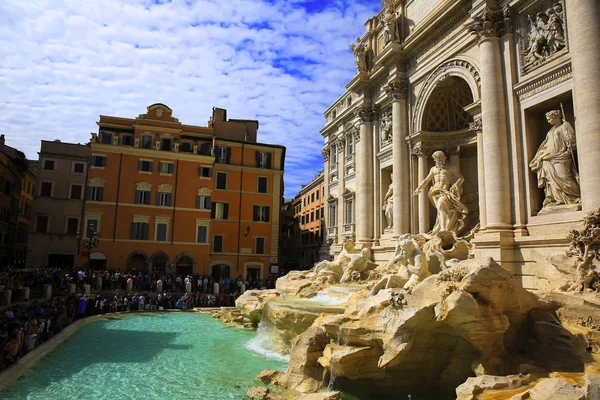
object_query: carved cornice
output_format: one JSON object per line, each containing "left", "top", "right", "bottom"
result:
{"left": 514, "top": 62, "right": 572, "bottom": 100}
{"left": 410, "top": 128, "right": 477, "bottom": 157}
{"left": 466, "top": 6, "right": 512, "bottom": 43}
{"left": 354, "top": 106, "right": 374, "bottom": 123}
{"left": 411, "top": 143, "right": 430, "bottom": 158}
{"left": 384, "top": 79, "right": 409, "bottom": 101}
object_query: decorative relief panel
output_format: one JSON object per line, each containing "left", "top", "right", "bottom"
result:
{"left": 380, "top": 109, "right": 393, "bottom": 145}
{"left": 517, "top": 0, "right": 568, "bottom": 74}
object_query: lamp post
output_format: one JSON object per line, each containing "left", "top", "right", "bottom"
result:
{"left": 76, "top": 222, "right": 100, "bottom": 282}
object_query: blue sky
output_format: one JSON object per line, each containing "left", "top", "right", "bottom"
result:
{"left": 0, "top": 0, "right": 380, "bottom": 198}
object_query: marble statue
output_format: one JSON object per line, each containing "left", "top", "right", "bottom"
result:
{"left": 380, "top": 1, "right": 400, "bottom": 44}
{"left": 368, "top": 234, "right": 429, "bottom": 295}
{"left": 313, "top": 237, "right": 355, "bottom": 281}
{"left": 380, "top": 110, "right": 392, "bottom": 144}
{"left": 341, "top": 247, "right": 376, "bottom": 283}
{"left": 529, "top": 109, "right": 580, "bottom": 211}
{"left": 521, "top": 2, "right": 566, "bottom": 67}
{"left": 382, "top": 175, "right": 394, "bottom": 232}
{"left": 349, "top": 39, "right": 368, "bottom": 73}
{"left": 413, "top": 151, "right": 468, "bottom": 236}
{"left": 565, "top": 207, "right": 600, "bottom": 292}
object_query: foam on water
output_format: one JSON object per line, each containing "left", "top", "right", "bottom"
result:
{"left": 244, "top": 320, "right": 290, "bottom": 363}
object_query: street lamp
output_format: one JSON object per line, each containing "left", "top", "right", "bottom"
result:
{"left": 76, "top": 222, "right": 101, "bottom": 281}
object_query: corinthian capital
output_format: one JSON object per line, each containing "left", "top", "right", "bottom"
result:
{"left": 354, "top": 106, "right": 374, "bottom": 123}
{"left": 466, "top": 7, "right": 510, "bottom": 43}
{"left": 384, "top": 79, "right": 409, "bottom": 101}
{"left": 321, "top": 144, "right": 330, "bottom": 161}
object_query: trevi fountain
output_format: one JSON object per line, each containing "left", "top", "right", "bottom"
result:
{"left": 220, "top": 0, "right": 600, "bottom": 399}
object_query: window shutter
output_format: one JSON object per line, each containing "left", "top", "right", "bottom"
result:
{"left": 223, "top": 203, "right": 229, "bottom": 220}
{"left": 196, "top": 195, "right": 201, "bottom": 209}
{"left": 208, "top": 167, "right": 213, "bottom": 178}
{"left": 138, "top": 160, "right": 142, "bottom": 171}
{"left": 255, "top": 151, "right": 260, "bottom": 168}
{"left": 266, "top": 153, "right": 272, "bottom": 169}
{"left": 87, "top": 187, "right": 92, "bottom": 200}
{"left": 98, "top": 187, "right": 104, "bottom": 201}
{"left": 198, "top": 166, "right": 202, "bottom": 177}
{"left": 156, "top": 192, "right": 160, "bottom": 206}
{"left": 210, "top": 203, "right": 216, "bottom": 219}
{"left": 130, "top": 223, "right": 136, "bottom": 240}
{"left": 253, "top": 205, "right": 259, "bottom": 222}
{"left": 265, "top": 206, "right": 270, "bottom": 222}
{"left": 226, "top": 148, "right": 231, "bottom": 164}
{"left": 167, "top": 193, "right": 172, "bottom": 206}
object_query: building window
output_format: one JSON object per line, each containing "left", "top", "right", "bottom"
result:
{"left": 121, "top": 134, "right": 134, "bottom": 146}
{"left": 199, "top": 166, "right": 212, "bottom": 178}
{"left": 91, "top": 155, "right": 107, "bottom": 168}
{"left": 316, "top": 190, "right": 320, "bottom": 200}
{"left": 66, "top": 217, "right": 79, "bottom": 235}
{"left": 100, "top": 132, "right": 113, "bottom": 144}
{"left": 197, "top": 225, "right": 208, "bottom": 243}
{"left": 159, "top": 162, "right": 174, "bottom": 175}
{"left": 130, "top": 222, "right": 149, "bottom": 240}
{"left": 196, "top": 195, "right": 211, "bottom": 210}
{"left": 256, "top": 151, "right": 272, "bottom": 169}
{"left": 346, "top": 135, "right": 354, "bottom": 155}
{"left": 199, "top": 142, "right": 211, "bottom": 156}
{"left": 87, "top": 186, "right": 104, "bottom": 202}
{"left": 43, "top": 159, "right": 56, "bottom": 170}
{"left": 331, "top": 144, "right": 338, "bottom": 164}
{"left": 315, "top": 208, "right": 320, "bottom": 220}
{"left": 180, "top": 142, "right": 193, "bottom": 153}
{"left": 156, "top": 223, "right": 168, "bottom": 242}
{"left": 35, "top": 216, "right": 49, "bottom": 233}
{"left": 258, "top": 177, "right": 268, "bottom": 193}
{"left": 161, "top": 137, "right": 172, "bottom": 151}
{"left": 311, "top": 193, "right": 315, "bottom": 203}
{"left": 138, "top": 160, "right": 153, "bottom": 173}
{"left": 345, "top": 199, "right": 353, "bottom": 224}
{"left": 39, "top": 182, "right": 53, "bottom": 197}
{"left": 135, "top": 190, "right": 151, "bottom": 205}
{"left": 216, "top": 172, "right": 227, "bottom": 190}
{"left": 213, "top": 235, "right": 224, "bottom": 252}
{"left": 72, "top": 162, "right": 85, "bottom": 174}
{"left": 69, "top": 184, "right": 83, "bottom": 200}
{"left": 141, "top": 135, "right": 153, "bottom": 149}
{"left": 215, "top": 147, "right": 230, "bottom": 164}
{"left": 256, "top": 237, "right": 265, "bottom": 255}
{"left": 156, "top": 192, "right": 172, "bottom": 207}
{"left": 253, "top": 205, "right": 270, "bottom": 222}
{"left": 211, "top": 202, "right": 229, "bottom": 220}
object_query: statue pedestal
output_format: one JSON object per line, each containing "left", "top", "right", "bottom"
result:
{"left": 537, "top": 203, "right": 581, "bottom": 216}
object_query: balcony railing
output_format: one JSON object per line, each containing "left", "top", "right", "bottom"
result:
{"left": 327, "top": 227, "right": 337, "bottom": 238}
{"left": 342, "top": 223, "right": 354, "bottom": 234}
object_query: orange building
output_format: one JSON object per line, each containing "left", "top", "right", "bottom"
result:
{"left": 80, "top": 104, "right": 285, "bottom": 282}
{"left": 291, "top": 171, "right": 325, "bottom": 269}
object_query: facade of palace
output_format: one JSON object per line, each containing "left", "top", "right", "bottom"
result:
{"left": 294, "top": 172, "right": 326, "bottom": 270}
{"left": 322, "top": 0, "right": 599, "bottom": 290}
{"left": 81, "top": 104, "right": 285, "bottom": 281}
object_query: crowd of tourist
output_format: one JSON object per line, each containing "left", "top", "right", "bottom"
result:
{"left": 0, "top": 265, "right": 280, "bottom": 373}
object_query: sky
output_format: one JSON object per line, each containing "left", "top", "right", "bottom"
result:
{"left": 0, "top": 0, "right": 381, "bottom": 198}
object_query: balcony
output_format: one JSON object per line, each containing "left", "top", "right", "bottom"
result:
{"left": 342, "top": 223, "right": 354, "bottom": 235}
{"left": 327, "top": 227, "right": 337, "bottom": 238}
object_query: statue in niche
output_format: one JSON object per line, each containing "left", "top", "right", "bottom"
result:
{"left": 413, "top": 151, "right": 468, "bottom": 236}
{"left": 368, "top": 234, "right": 429, "bottom": 295}
{"left": 529, "top": 109, "right": 580, "bottom": 212}
{"left": 521, "top": 2, "right": 566, "bottom": 68}
{"left": 382, "top": 174, "right": 394, "bottom": 232}
{"left": 349, "top": 39, "right": 368, "bottom": 73}
{"left": 380, "top": 2, "right": 400, "bottom": 44}
{"left": 380, "top": 110, "right": 392, "bottom": 144}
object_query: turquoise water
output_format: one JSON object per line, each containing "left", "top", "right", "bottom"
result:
{"left": 2, "top": 313, "right": 287, "bottom": 400}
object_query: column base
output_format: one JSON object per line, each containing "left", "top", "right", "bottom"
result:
{"left": 472, "top": 230, "right": 516, "bottom": 274}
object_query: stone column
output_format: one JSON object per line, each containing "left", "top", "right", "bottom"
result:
{"left": 416, "top": 147, "right": 430, "bottom": 234}
{"left": 354, "top": 106, "right": 374, "bottom": 245}
{"left": 476, "top": 129, "right": 487, "bottom": 229}
{"left": 372, "top": 112, "right": 381, "bottom": 243}
{"left": 321, "top": 144, "right": 331, "bottom": 251}
{"left": 336, "top": 139, "right": 345, "bottom": 245}
{"left": 385, "top": 80, "right": 410, "bottom": 236}
{"left": 468, "top": 10, "right": 512, "bottom": 230}
{"left": 566, "top": 0, "right": 600, "bottom": 212}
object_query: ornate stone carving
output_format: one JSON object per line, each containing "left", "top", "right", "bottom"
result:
{"left": 136, "top": 181, "right": 152, "bottom": 191}
{"left": 349, "top": 39, "right": 368, "bottom": 73}
{"left": 384, "top": 79, "right": 409, "bottom": 101}
{"left": 197, "top": 187, "right": 211, "bottom": 196}
{"left": 411, "top": 144, "right": 430, "bottom": 158}
{"left": 91, "top": 132, "right": 99, "bottom": 143}
{"left": 134, "top": 138, "right": 140, "bottom": 148}
{"left": 380, "top": 109, "right": 393, "bottom": 145}
{"left": 321, "top": 145, "right": 330, "bottom": 161}
{"left": 154, "top": 141, "right": 161, "bottom": 150}
{"left": 518, "top": 1, "right": 567, "bottom": 73}
{"left": 466, "top": 6, "right": 512, "bottom": 42}
{"left": 173, "top": 142, "right": 180, "bottom": 152}
{"left": 380, "top": 0, "right": 400, "bottom": 45}
{"left": 313, "top": 238, "right": 356, "bottom": 282}
{"left": 413, "top": 151, "right": 468, "bottom": 236}
{"left": 354, "top": 106, "right": 374, "bottom": 123}
{"left": 88, "top": 177, "right": 105, "bottom": 186}
{"left": 382, "top": 172, "right": 393, "bottom": 232}
{"left": 529, "top": 108, "right": 580, "bottom": 213}
{"left": 564, "top": 207, "right": 600, "bottom": 292}
{"left": 469, "top": 114, "right": 483, "bottom": 132}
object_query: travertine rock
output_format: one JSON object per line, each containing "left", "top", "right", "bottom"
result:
{"left": 235, "top": 289, "right": 281, "bottom": 326}
{"left": 278, "top": 326, "right": 329, "bottom": 393}
{"left": 298, "top": 392, "right": 341, "bottom": 400}
{"left": 583, "top": 373, "right": 600, "bottom": 400}
{"left": 455, "top": 374, "right": 533, "bottom": 400}
{"left": 247, "top": 386, "right": 269, "bottom": 400}
{"left": 512, "top": 378, "right": 585, "bottom": 400}
{"left": 257, "top": 369, "right": 284, "bottom": 384}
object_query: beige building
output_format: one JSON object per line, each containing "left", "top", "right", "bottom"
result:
{"left": 27, "top": 141, "right": 90, "bottom": 268}
{"left": 293, "top": 172, "right": 325, "bottom": 269}
{"left": 322, "top": 0, "right": 599, "bottom": 290}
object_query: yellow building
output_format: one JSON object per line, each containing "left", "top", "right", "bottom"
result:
{"left": 16, "top": 165, "right": 36, "bottom": 264}
{"left": 80, "top": 104, "right": 285, "bottom": 282}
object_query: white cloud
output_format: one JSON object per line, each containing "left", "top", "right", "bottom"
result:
{"left": 0, "top": 0, "right": 379, "bottom": 197}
